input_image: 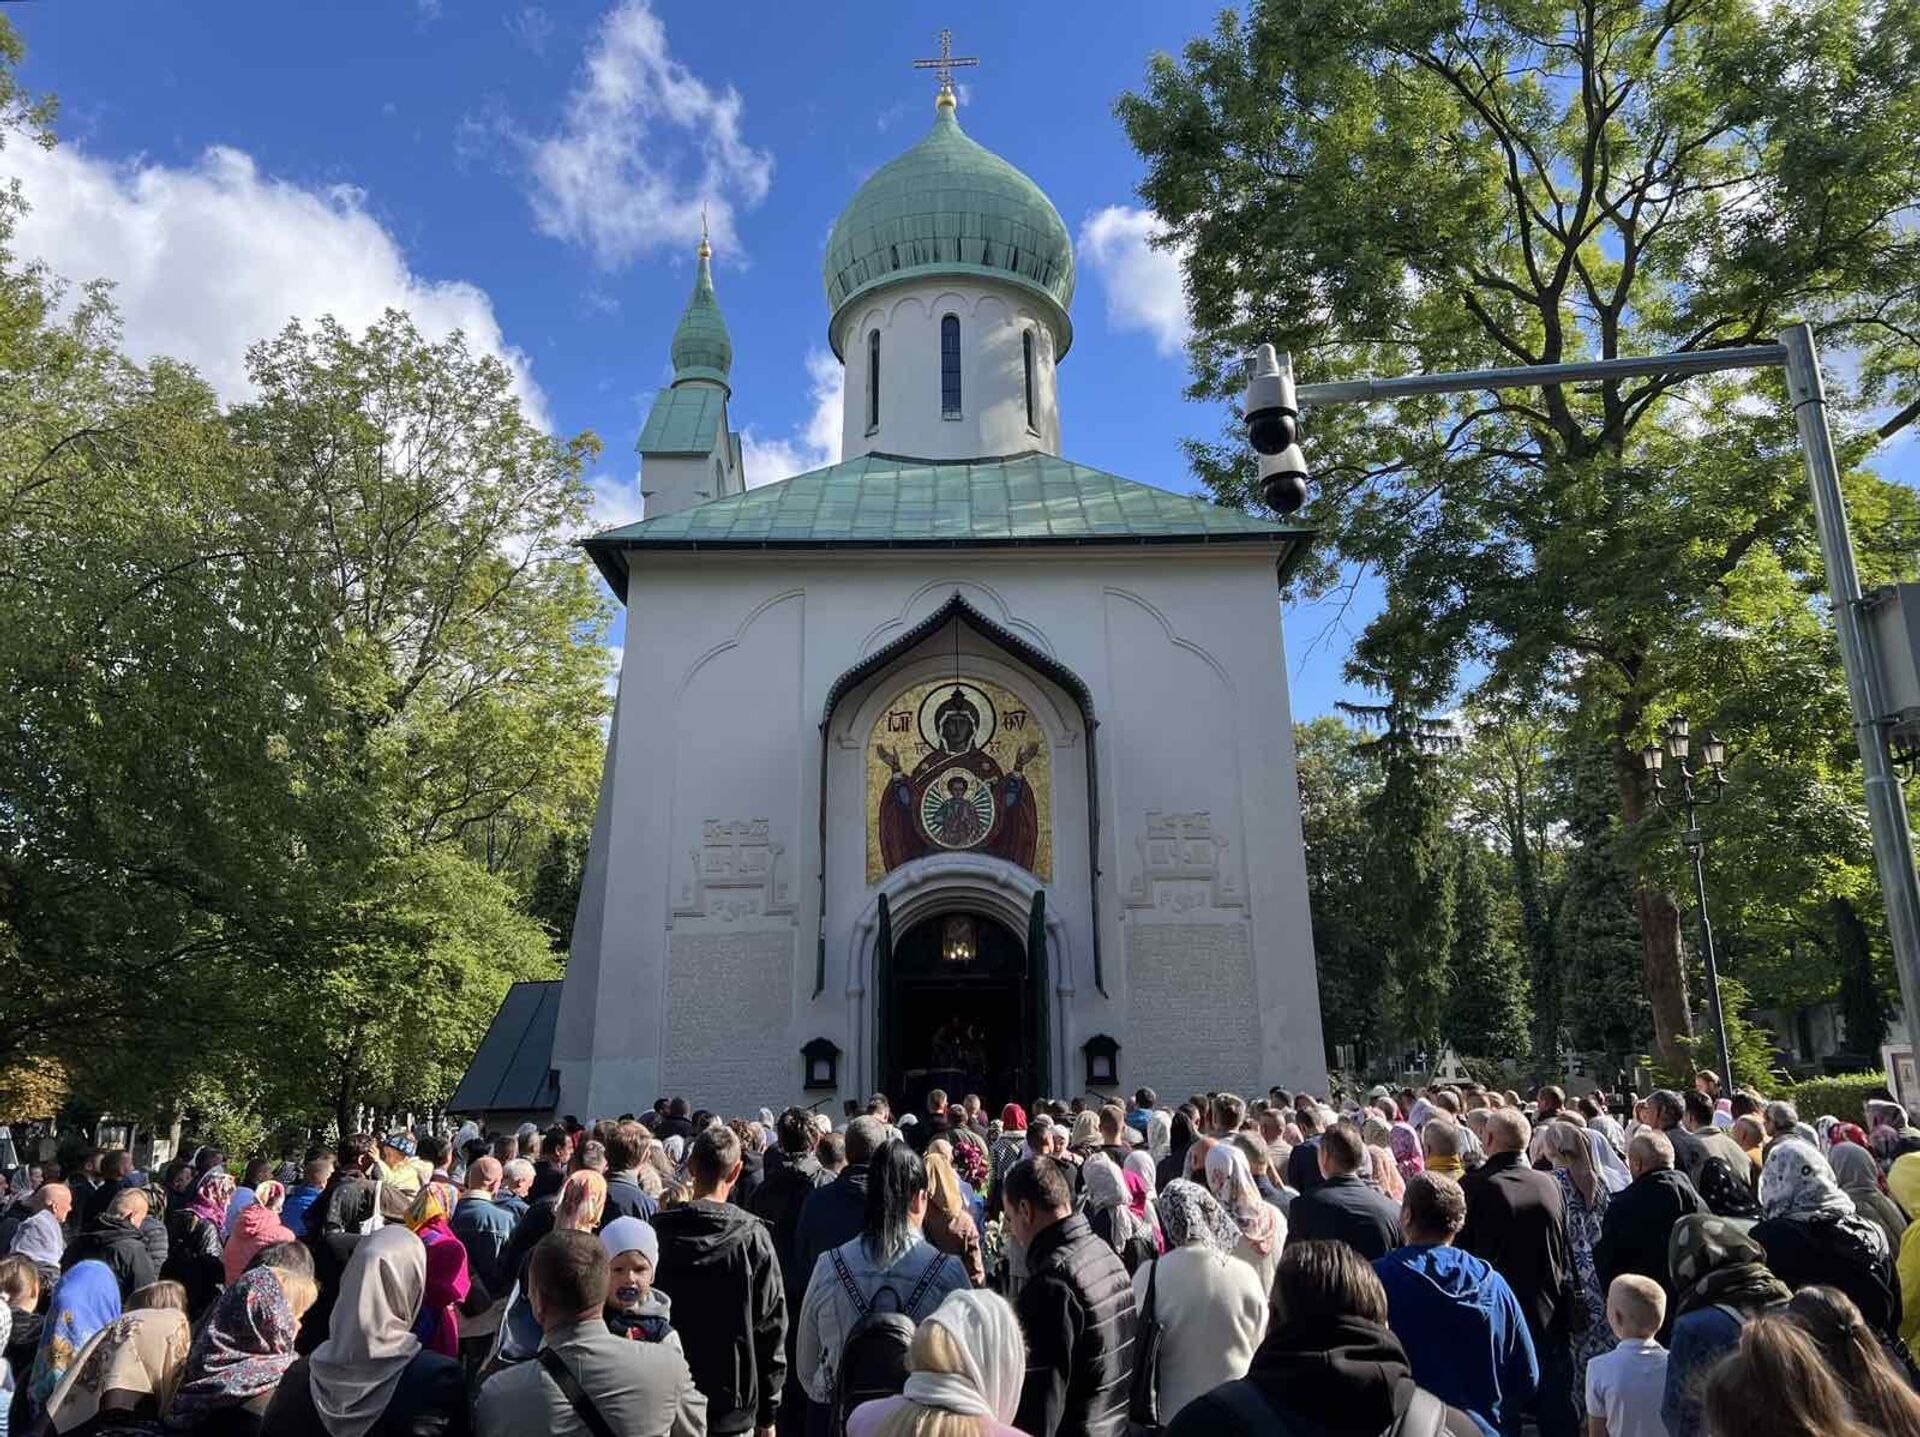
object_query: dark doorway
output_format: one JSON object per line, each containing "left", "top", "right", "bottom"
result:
{"left": 883, "top": 911, "right": 1035, "bottom": 1115}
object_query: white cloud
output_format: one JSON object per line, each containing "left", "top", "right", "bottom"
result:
{"left": 504, "top": 6, "right": 554, "bottom": 56}
{"left": 1077, "top": 204, "right": 1191, "bottom": 357}
{"left": 521, "top": 0, "right": 772, "bottom": 266}
{"left": 588, "top": 470, "right": 649, "bottom": 530}
{"left": 1, "top": 140, "right": 547, "bottom": 424}
{"left": 740, "top": 349, "right": 842, "bottom": 486}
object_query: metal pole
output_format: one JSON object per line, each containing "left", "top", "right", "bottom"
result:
{"left": 1781, "top": 322, "right": 1920, "bottom": 1071}
{"left": 1295, "top": 344, "right": 1789, "bottom": 407}
{"left": 1684, "top": 808, "right": 1735, "bottom": 1084}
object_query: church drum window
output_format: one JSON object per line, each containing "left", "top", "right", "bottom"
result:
{"left": 866, "top": 329, "right": 881, "bottom": 433}
{"left": 1022, "top": 330, "right": 1037, "bottom": 432}
{"left": 940, "top": 314, "right": 962, "bottom": 418}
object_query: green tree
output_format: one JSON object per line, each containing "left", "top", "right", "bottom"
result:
{"left": 1833, "top": 896, "right": 1888, "bottom": 1058}
{"left": 1295, "top": 716, "right": 1386, "bottom": 1064}
{"left": 1120, "top": 0, "right": 1920, "bottom": 1070}
{"left": 1444, "top": 841, "right": 1530, "bottom": 1061}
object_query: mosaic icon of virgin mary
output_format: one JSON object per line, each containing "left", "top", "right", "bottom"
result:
{"left": 877, "top": 683, "right": 1040, "bottom": 871}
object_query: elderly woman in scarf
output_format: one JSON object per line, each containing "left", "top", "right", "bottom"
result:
{"left": 38, "top": 1303, "right": 189, "bottom": 1436}
{"left": 263, "top": 1225, "right": 466, "bottom": 1437}
{"left": 1145, "top": 1110, "right": 1172, "bottom": 1166}
{"left": 1387, "top": 1123, "right": 1424, "bottom": 1186}
{"left": 167, "top": 1264, "right": 312, "bottom": 1431}
{"left": 403, "top": 1182, "right": 470, "bottom": 1360}
{"left": 1661, "top": 1215, "right": 1792, "bottom": 1437}
{"left": 1203, "top": 1143, "right": 1283, "bottom": 1298}
{"left": 845, "top": 1288, "right": 1025, "bottom": 1437}
{"left": 222, "top": 1180, "right": 295, "bottom": 1285}
{"left": 1134, "top": 1181, "right": 1267, "bottom": 1422}
{"left": 1081, "top": 1155, "right": 1152, "bottom": 1276}
{"left": 1828, "top": 1140, "right": 1909, "bottom": 1254}
{"left": 1751, "top": 1138, "right": 1900, "bottom": 1337}
{"left": 25, "top": 1262, "right": 122, "bottom": 1419}
{"left": 1122, "top": 1151, "right": 1163, "bottom": 1253}
{"left": 1538, "top": 1121, "right": 1616, "bottom": 1394}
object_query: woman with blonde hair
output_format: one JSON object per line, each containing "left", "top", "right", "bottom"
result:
{"left": 1700, "top": 1312, "right": 1877, "bottom": 1437}
{"left": 553, "top": 1171, "right": 607, "bottom": 1232}
{"left": 845, "top": 1288, "right": 1025, "bottom": 1437}
{"left": 921, "top": 1150, "right": 985, "bottom": 1288}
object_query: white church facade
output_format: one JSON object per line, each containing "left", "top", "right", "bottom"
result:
{"left": 455, "top": 82, "right": 1327, "bottom": 1123}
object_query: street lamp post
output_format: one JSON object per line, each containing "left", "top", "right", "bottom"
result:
{"left": 1639, "top": 716, "right": 1734, "bottom": 1084}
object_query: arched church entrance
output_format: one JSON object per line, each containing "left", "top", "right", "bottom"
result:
{"left": 883, "top": 909, "right": 1037, "bottom": 1114}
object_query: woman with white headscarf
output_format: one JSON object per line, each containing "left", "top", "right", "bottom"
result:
{"left": 261, "top": 1224, "right": 470, "bottom": 1437}
{"left": 846, "top": 1288, "right": 1026, "bottom": 1437}
{"left": 1538, "top": 1121, "right": 1615, "bottom": 1395}
{"left": 1129, "top": 1180, "right": 1267, "bottom": 1423}
{"left": 1145, "top": 1110, "right": 1172, "bottom": 1165}
{"left": 1204, "top": 1143, "right": 1284, "bottom": 1298}
{"left": 1750, "top": 1138, "right": 1900, "bottom": 1339}
{"left": 1080, "top": 1155, "right": 1152, "bottom": 1275}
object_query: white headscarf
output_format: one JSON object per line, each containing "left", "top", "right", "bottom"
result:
{"left": 309, "top": 1224, "right": 426, "bottom": 1437}
{"left": 8, "top": 1207, "right": 63, "bottom": 1267}
{"left": 1586, "top": 1128, "right": 1632, "bottom": 1194}
{"left": 1146, "top": 1110, "right": 1172, "bottom": 1163}
{"left": 1082, "top": 1155, "right": 1144, "bottom": 1247}
{"left": 902, "top": 1288, "right": 1026, "bottom": 1424}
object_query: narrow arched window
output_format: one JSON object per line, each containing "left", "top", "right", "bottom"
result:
{"left": 1023, "top": 330, "right": 1037, "bottom": 431}
{"left": 940, "top": 314, "right": 962, "bottom": 418}
{"left": 866, "top": 330, "right": 881, "bottom": 432}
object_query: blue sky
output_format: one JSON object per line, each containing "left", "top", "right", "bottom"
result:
{"left": 7, "top": 2, "right": 1906, "bottom": 721}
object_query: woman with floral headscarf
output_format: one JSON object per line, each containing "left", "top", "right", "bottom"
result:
{"left": 1752, "top": 1138, "right": 1899, "bottom": 1337}
{"left": 1660, "top": 1214, "right": 1792, "bottom": 1437}
{"left": 168, "top": 1264, "right": 313, "bottom": 1432}
{"left": 40, "top": 1303, "right": 188, "bottom": 1435}
{"left": 162, "top": 1175, "right": 233, "bottom": 1321}
{"left": 1204, "top": 1143, "right": 1284, "bottom": 1298}
{"left": 1387, "top": 1123, "right": 1424, "bottom": 1185}
{"left": 26, "top": 1262, "right": 122, "bottom": 1419}
{"left": 1131, "top": 1181, "right": 1266, "bottom": 1422}
{"left": 1365, "top": 1146, "right": 1404, "bottom": 1204}
{"left": 403, "top": 1183, "right": 470, "bottom": 1360}
{"left": 1123, "top": 1151, "right": 1163, "bottom": 1253}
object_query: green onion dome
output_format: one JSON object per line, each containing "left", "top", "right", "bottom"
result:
{"left": 823, "top": 90, "right": 1074, "bottom": 357}
{"left": 670, "top": 237, "right": 733, "bottom": 388}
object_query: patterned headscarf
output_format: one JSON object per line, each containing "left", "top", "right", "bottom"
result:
{"left": 1082, "top": 1155, "right": 1145, "bottom": 1247}
{"left": 41, "top": 1307, "right": 189, "bottom": 1433}
{"left": 168, "top": 1266, "right": 301, "bottom": 1422}
{"left": 1760, "top": 1139, "right": 1857, "bottom": 1223}
{"left": 405, "top": 1180, "right": 460, "bottom": 1237}
{"left": 1204, "top": 1143, "right": 1279, "bottom": 1254}
{"left": 27, "top": 1261, "right": 122, "bottom": 1412}
{"left": 1156, "top": 1179, "right": 1240, "bottom": 1254}
{"left": 1367, "top": 1145, "right": 1405, "bottom": 1203}
{"left": 1388, "top": 1123, "right": 1424, "bottom": 1182}
{"left": 555, "top": 1170, "right": 608, "bottom": 1231}
{"left": 1668, "top": 1212, "right": 1792, "bottom": 1317}
{"left": 191, "top": 1171, "right": 238, "bottom": 1235}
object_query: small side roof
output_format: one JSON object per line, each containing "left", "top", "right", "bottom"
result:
{"left": 447, "top": 979, "right": 561, "bottom": 1116}
{"left": 583, "top": 449, "right": 1312, "bottom": 601}
{"left": 637, "top": 385, "right": 726, "bottom": 456}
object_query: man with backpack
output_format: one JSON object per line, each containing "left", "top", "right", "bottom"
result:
{"left": 1003, "top": 1156, "right": 1136, "bottom": 1437}
{"left": 654, "top": 1125, "right": 788, "bottom": 1437}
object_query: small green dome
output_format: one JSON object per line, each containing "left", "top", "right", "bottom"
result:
{"left": 823, "top": 97, "right": 1074, "bottom": 357}
{"left": 670, "top": 243, "right": 732, "bottom": 389}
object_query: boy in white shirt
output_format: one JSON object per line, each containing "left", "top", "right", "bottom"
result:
{"left": 1585, "top": 1274, "right": 1670, "bottom": 1437}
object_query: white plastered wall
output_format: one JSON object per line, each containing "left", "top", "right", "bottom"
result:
{"left": 552, "top": 546, "right": 1327, "bottom": 1118}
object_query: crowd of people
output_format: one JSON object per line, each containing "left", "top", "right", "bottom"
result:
{"left": 2, "top": 1075, "right": 1920, "bottom": 1436}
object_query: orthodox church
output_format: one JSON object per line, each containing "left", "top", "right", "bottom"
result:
{"left": 454, "top": 75, "right": 1327, "bottom": 1124}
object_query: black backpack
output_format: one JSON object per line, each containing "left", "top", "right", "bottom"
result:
{"left": 827, "top": 1248, "right": 957, "bottom": 1436}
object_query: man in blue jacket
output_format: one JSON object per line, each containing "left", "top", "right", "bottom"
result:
{"left": 1375, "top": 1172, "right": 1537, "bottom": 1436}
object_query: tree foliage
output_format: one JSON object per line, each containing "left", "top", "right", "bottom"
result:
{"left": 1123, "top": 0, "right": 1920, "bottom": 1071}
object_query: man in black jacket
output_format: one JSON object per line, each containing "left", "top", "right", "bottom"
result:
{"left": 1459, "top": 1110, "right": 1576, "bottom": 1436}
{"left": 1006, "top": 1157, "right": 1135, "bottom": 1437}
{"left": 77, "top": 1150, "right": 134, "bottom": 1231}
{"left": 1594, "top": 1130, "right": 1707, "bottom": 1340}
{"left": 792, "top": 1115, "right": 884, "bottom": 1286}
{"left": 64, "top": 1187, "right": 158, "bottom": 1299}
{"left": 1284, "top": 1121, "right": 1404, "bottom": 1259}
{"left": 1170, "top": 1239, "right": 1482, "bottom": 1437}
{"left": 751, "top": 1109, "right": 833, "bottom": 1299}
{"left": 654, "top": 1124, "right": 787, "bottom": 1437}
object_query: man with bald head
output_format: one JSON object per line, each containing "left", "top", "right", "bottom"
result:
{"left": 452, "top": 1153, "right": 516, "bottom": 1370}
{"left": 1459, "top": 1109, "right": 1578, "bottom": 1435}
{"left": 1594, "top": 1130, "right": 1707, "bottom": 1343}
{"left": 8, "top": 1182, "right": 71, "bottom": 1283}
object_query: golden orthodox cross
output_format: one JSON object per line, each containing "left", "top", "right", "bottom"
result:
{"left": 910, "top": 28, "right": 978, "bottom": 98}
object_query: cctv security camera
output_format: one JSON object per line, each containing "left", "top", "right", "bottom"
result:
{"left": 1242, "top": 344, "right": 1299, "bottom": 457}
{"left": 1258, "top": 442, "right": 1310, "bottom": 515}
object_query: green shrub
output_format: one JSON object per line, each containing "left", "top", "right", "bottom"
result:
{"left": 1780, "top": 1072, "right": 1890, "bottom": 1124}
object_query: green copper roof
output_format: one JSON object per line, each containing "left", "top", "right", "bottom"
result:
{"left": 637, "top": 384, "right": 725, "bottom": 456}
{"left": 823, "top": 99, "right": 1075, "bottom": 357}
{"left": 670, "top": 246, "right": 732, "bottom": 387}
{"left": 583, "top": 450, "right": 1310, "bottom": 600}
